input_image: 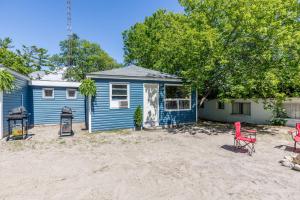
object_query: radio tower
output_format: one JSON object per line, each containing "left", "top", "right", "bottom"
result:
{"left": 67, "top": 0, "right": 72, "bottom": 67}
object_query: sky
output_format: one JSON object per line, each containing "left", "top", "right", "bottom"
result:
{"left": 0, "top": 0, "right": 183, "bottom": 64}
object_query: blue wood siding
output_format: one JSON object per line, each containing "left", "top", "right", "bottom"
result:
{"left": 3, "top": 76, "right": 30, "bottom": 135}
{"left": 31, "top": 86, "right": 85, "bottom": 125}
{"left": 91, "top": 79, "right": 197, "bottom": 132}
{"left": 159, "top": 83, "right": 197, "bottom": 125}
{"left": 91, "top": 79, "right": 144, "bottom": 131}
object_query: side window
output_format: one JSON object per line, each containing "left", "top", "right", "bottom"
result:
{"left": 164, "top": 85, "right": 191, "bottom": 111}
{"left": 110, "top": 83, "right": 129, "bottom": 109}
{"left": 217, "top": 101, "right": 225, "bottom": 109}
{"left": 232, "top": 102, "right": 251, "bottom": 115}
{"left": 66, "top": 89, "right": 77, "bottom": 99}
{"left": 43, "top": 88, "right": 54, "bottom": 99}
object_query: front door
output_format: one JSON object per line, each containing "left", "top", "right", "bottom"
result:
{"left": 143, "top": 84, "right": 159, "bottom": 127}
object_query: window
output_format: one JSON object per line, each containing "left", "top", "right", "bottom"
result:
{"left": 43, "top": 88, "right": 54, "bottom": 99}
{"left": 232, "top": 102, "right": 251, "bottom": 115}
{"left": 66, "top": 89, "right": 77, "bottom": 99}
{"left": 110, "top": 83, "right": 129, "bottom": 109}
{"left": 217, "top": 101, "right": 225, "bottom": 109}
{"left": 165, "top": 85, "right": 191, "bottom": 111}
{"left": 283, "top": 103, "right": 300, "bottom": 119}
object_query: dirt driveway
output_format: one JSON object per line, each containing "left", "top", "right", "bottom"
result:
{"left": 0, "top": 122, "right": 300, "bottom": 200}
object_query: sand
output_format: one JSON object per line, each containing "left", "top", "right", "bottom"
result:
{"left": 0, "top": 122, "right": 300, "bottom": 200}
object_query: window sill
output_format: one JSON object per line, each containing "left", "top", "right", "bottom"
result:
{"left": 231, "top": 113, "right": 251, "bottom": 116}
{"left": 165, "top": 109, "right": 191, "bottom": 112}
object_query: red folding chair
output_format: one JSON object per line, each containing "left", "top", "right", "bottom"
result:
{"left": 288, "top": 123, "right": 300, "bottom": 151}
{"left": 234, "top": 122, "right": 257, "bottom": 156}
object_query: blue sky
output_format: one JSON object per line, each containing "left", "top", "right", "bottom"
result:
{"left": 0, "top": 0, "right": 183, "bottom": 63}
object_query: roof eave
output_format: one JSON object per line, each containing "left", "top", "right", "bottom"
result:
{"left": 86, "top": 74, "right": 182, "bottom": 82}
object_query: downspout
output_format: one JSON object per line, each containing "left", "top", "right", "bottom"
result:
{"left": 88, "top": 95, "right": 92, "bottom": 133}
{"left": 0, "top": 91, "right": 3, "bottom": 139}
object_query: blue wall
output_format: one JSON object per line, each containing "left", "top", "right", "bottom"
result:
{"left": 30, "top": 86, "right": 85, "bottom": 125}
{"left": 91, "top": 79, "right": 196, "bottom": 132}
{"left": 3, "top": 76, "right": 30, "bottom": 135}
{"left": 159, "top": 83, "right": 197, "bottom": 125}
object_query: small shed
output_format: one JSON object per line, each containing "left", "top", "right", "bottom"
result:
{"left": 29, "top": 80, "right": 85, "bottom": 125}
{"left": 86, "top": 65, "right": 198, "bottom": 132}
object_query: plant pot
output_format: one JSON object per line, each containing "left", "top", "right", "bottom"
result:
{"left": 135, "top": 126, "right": 142, "bottom": 131}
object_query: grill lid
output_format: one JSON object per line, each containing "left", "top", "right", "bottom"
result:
{"left": 61, "top": 106, "right": 72, "bottom": 114}
{"left": 9, "top": 106, "right": 27, "bottom": 115}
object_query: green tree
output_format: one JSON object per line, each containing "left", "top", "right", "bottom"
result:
{"left": 0, "top": 47, "right": 31, "bottom": 75}
{"left": 123, "top": 0, "right": 300, "bottom": 105}
{"left": 0, "top": 70, "right": 15, "bottom": 92}
{"left": 52, "top": 34, "right": 120, "bottom": 81}
{"left": 17, "top": 45, "right": 52, "bottom": 71}
{"left": 0, "top": 37, "right": 13, "bottom": 49}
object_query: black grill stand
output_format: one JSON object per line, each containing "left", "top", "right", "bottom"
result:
{"left": 7, "top": 107, "right": 28, "bottom": 141}
{"left": 60, "top": 107, "right": 74, "bottom": 137}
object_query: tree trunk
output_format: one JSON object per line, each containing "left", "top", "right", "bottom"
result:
{"left": 199, "top": 88, "right": 212, "bottom": 107}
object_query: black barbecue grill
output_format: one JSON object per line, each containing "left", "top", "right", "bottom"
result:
{"left": 7, "top": 106, "right": 28, "bottom": 141}
{"left": 60, "top": 106, "right": 74, "bottom": 136}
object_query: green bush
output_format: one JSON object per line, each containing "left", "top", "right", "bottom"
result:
{"left": 134, "top": 105, "right": 143, "bottom": 128}
{"left": 79, "top": 78, "right": 96, "bottom": 97}
{"left": 0, "top": 70, "right": 15, "bottom": 92}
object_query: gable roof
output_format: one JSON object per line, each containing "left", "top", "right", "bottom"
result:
{"left": 86, "top": 65, "right": 181, "bottom": 82}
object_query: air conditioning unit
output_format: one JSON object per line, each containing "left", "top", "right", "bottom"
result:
{"left": 119, "top": 100, "right": 128, "bottom": 108}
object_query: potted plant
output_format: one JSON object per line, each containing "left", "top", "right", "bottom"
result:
{"left": 134, "top": 105, "right": 142, "bottom": 131}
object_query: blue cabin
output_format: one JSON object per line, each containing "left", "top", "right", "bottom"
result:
{"left": 0, "top": 64, "right": 198, "bottom": 138}
{"left": 86, "top": 65, "right": 198, "bottom": 132}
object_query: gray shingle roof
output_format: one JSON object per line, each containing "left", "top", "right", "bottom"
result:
{"left": 87, "top": 65, "right": 180, "bottom": 81}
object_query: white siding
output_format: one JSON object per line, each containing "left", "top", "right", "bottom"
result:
{"left": 199, "top": 98, "right": 300, "bottom": 127}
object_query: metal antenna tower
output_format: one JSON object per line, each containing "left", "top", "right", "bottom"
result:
{"left": 67, "top": 0, "right": 72, "bottom": 67}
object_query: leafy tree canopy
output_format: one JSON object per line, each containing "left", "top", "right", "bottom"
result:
{"left": 123, "top": 0, "right": 300, "bottom": 104}
{"left": 0, "top": 70, "right": 15, "bottom": 92}
{"left": 52, "top": 34, "right": 120, "bottom": 81}
{"left": 0, "top": 38, "right": 32, "bottom": 75}
{"left": 17, "top": 45, "right": 53, "bottom": 71}
{"left": 79, "top": 78, "right": 97, "bottom": 97}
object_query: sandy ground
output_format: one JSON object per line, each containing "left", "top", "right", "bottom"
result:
{"left": 0, "top": 121, "right": 300, "bottom": 200}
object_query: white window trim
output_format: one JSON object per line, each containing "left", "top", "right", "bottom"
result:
{"left": 42, "top": 88, "right": 54, "bottom": 99}
{"left": 109, "top": 82, "right": 130, "bottom": 109}
{"left": 66, "top": 88, "right": 77, "bottom": 99}
{"left": 164, "top": 84, "right": 191, "bottom": 111}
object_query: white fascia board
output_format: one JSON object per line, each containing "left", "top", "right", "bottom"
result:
{"left": 30, "top": 80, "right": 80, "bottom": 87}
{"left": 0, "top": 65, "right": 30, "bottom": 81}
{"left": 86, "top": 74, "right": 182, "bottom": 83}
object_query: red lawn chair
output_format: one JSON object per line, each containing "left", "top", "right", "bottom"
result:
{"left": 288, "top": 123, "right": 300, "bottom": 151}
{"left": 234, "top": 122, "right": 257, "bottom": 156}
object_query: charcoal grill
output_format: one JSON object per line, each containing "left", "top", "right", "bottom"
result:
{"left": 7, "top": 106, "right": 28, "bottom": 141}
{"left": 60, "top": 106, "right": 73, "bottom": 136}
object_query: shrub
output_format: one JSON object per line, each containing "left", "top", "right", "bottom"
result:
{"left": 134, "top": 105, "right": 142, "bottom": 127}
{"left": 79, "top": 78, "right": 96, "bottom": 97}
{"left": 0, "top": 70, "right": 15, "bottom": 92}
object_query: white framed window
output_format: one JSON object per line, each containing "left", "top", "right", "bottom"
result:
{"left": 110, "top": 83, "right": 130, "bottom": 109}
{"left": 42, "top": 88, "right": 54, "bottom": 99}
{"left": 164, "top": 84, "right": 191, "bottom": 111}
{"left": 66, "top": 88, "right": 77, "bottom": 99}
{"left": 232, "top": 102, "right": 251, "bottom": 115}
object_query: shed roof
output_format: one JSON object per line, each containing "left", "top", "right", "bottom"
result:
{"left": 87, "top": 65, "right": 181, "bottom": 82}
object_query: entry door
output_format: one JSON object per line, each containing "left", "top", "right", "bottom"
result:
{"left": 143, "top": 84, "right": 159, "bottom": 127}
